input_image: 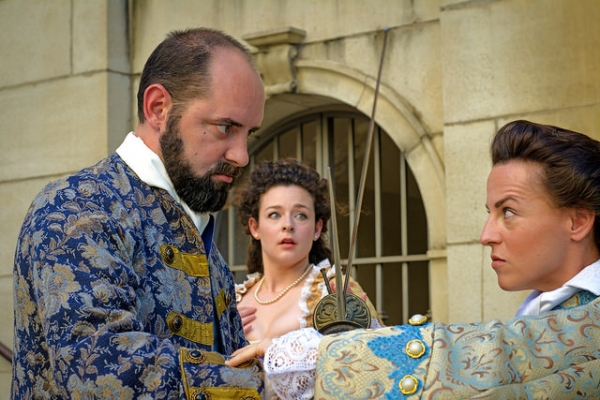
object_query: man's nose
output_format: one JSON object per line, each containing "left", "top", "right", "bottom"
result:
{"left": 224, "top": 134, "right": 249, "bottom": 167}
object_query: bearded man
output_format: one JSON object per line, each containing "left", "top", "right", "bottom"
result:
{"left": 12, "top": 27, "right": 265, "bottom": 399}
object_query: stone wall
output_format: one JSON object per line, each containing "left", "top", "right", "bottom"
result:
{"left": 0, "top": 0, "right": 130, "bottom": 394}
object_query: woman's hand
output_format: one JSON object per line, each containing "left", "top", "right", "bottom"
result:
{"left": 225, "top": 339, "right": 273, "bottom": 367}
{"left": 237, "top": 306, "right": 257, "bottom": 335}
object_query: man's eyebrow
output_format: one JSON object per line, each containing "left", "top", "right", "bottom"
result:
{"left": 214, "top": 117, "right": 261, "bottom": 134}
{"left": 214, "top": 117, "right": 242, "bottom": 127}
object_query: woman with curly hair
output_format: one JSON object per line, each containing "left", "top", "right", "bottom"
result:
{"left": 233, "top": 158, "right": 381, "bottom": 343}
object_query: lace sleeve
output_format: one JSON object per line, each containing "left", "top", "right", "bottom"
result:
{"left": 263, "top": 328, "right": 323, "bottom": 400}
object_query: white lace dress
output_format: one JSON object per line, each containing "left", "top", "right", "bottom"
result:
{"left": 235, "top": 259, "right": 382, "bottom": 399}
{"left": 264, "top": 328, "right": 323, "bottom": 399}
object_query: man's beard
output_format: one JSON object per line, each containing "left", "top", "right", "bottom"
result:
{"left": 160, "top": 116, "right": 242, "bottom": 213}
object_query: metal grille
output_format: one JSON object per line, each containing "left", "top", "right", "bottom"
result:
{"left": 216, "top": 112, "right": 430, "bottom": 325}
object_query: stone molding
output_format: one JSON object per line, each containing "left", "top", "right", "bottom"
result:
{"left": 244, "top": 27, "right": 306, "bottom": 98}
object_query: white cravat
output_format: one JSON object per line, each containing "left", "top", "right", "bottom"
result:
{"left": 516, "top": 259, "right": 600, "bottom": 316}
{"left": 115, "top": 132, "right": 210, "bottom": 235}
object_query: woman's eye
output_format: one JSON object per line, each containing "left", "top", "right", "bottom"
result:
{"left": 503, "top": 208, "right": 515, "bottom": 218}
{"left": 268, "top": 212, "right": 280, "bottom": 219}
{"left": 295, "top": 213, "right": 308, "bottom": 220}
{"left": 216, "top": 124, "right": 229, "bottom": 134}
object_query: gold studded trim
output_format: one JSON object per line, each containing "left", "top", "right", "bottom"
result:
{"left": 399, "top": 375, "right": 419, "bottom": 395}
{"left": 183, "top": 348, "right": 225, "bottom": 365}
{"left": 179, "top": 349, "right": 261, "bottom": 400}
{"left": 406, "top": 339, "right": 426, "bottom": 359}
{"left": 408, "top": 314, "right": 428, "bottom": 326}
{"left": 182, "top": 348, "right": 259, "bottom": 368}
{"left": 215, "top": 288, "right": 231, "bottom": 317}
{"left": 160, "top": 244, "right": 209, "bottom": 277}
{"left": 167, "top": 311, "right": 214, "bottom": 346}
{"left": 188, "top": 387, "right": 261, "bottom": 400}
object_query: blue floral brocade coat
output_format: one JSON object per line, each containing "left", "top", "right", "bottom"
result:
{"left": 12, "top": 154, "right": 262, "bottom": 399}
{"left": 315, "top": 292, "right": 600, "bottom": 399}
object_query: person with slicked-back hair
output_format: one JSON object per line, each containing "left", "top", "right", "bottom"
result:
{"left": 483, "top": 120, "right": 600, "bottom": 316}
{"left": 227, "top": 121, "right": 600, "bottom": 399}
{"left": 233, "top": 159, "right": 381, "bottom": 342}
{"left": 13, "top": 28, "right": 266, "bottom": 398}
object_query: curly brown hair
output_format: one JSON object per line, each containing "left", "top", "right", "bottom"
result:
{"left": 234, "top": 159, "right": 332, "bottom": 274}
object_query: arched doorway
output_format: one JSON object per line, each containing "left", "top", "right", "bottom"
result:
{"left": 216, "top": 109, "right": 430, "bottom": 326}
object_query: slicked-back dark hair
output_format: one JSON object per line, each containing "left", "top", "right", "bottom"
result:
{"left": 137, "top": 27, "right": 254, "bottom": 123}
{"left": 492, "top": 120, "right": 600, "bottom": 251}
{"left": 234, "top": 159, "right": 332, "bottom": 274}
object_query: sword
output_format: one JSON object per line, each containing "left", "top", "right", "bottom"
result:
{"left": 327, "top": 167, "right": 345, "bottom": 320}
{"left": 343, "top": 27, "right": 389, "bottom": 294}
{"left": 313, "top": 28, "right": 389, "bottom": 333}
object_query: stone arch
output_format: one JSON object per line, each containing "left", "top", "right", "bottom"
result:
{"left": 260, "top": 59, "right": 446, "bottom": 251}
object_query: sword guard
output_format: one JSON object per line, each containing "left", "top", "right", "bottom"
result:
{"left": 312, "top": 292, "right": 371, "bottom": 334}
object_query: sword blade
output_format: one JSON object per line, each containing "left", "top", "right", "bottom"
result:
{"left": 344, "top": 28, "right": 389, "bottom": 294}
{"left": 327, "top": 167, "right": 346, "bottom": 320}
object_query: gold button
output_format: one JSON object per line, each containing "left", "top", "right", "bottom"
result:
{"left": 188, "top": 349, "right": 206, "bottom": 363}
{"left": 408, "top": 314, "right": 427, "bottom": 325}
{"left": 161, "top": 245, "right": 175, "bottom": 264}
{"left": 170, "top": 315, "right": 183, "bottom": 332}
{"left": 399, "top": 375, "right": 418, "bottom": 395}
{"left": 192, "top": 390, "right": 210, "bottom": 400}
{"left": 190, "top": 350, "right": 201, "bottom": 358}
{"left": 406, "top": 339, "right": 426, "bottom": 358}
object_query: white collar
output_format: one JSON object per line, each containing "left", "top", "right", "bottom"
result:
{"left": 115, "top": 132, "right": 210, "bottom": 234}
{"left": 516, "top": 258, "right": 600, "bottom": 316}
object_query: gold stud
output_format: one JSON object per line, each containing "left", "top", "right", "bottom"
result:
{"left": 408, "top": 314, "right": 428, "bottom": 325}
{"left": 406, "top": 339, "right": 426, "bottom": 358}
{"left": 399, "top": 375, "right": 418, "bottom": 395}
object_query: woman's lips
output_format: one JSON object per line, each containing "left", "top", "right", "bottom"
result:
{"left": 490, "top": 255, "right": 505, "bottom": 269}
{"left": 280, "top": 238, "right": 296, "bottom": 248}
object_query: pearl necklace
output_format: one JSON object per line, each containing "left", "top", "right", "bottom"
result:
{"left": 254, "top": 265, "right": 312, "bottom": 305}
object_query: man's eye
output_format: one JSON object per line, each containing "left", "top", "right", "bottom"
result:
{"left": 217, "top": 124, "right": 229, "bottom": 134}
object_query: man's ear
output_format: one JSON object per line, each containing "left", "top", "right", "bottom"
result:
{"left": 570, "top": 208, "right": 596, "bottom": 241}
{"left": 143, "top": 84, "right": 172, "bottom": 131}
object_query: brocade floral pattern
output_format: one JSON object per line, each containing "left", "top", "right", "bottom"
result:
{"left": 316, "top": 296, "right": 600, "bottom": 399}
{"left": 12, "top": 154, "right": 263, "bottom": 399}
